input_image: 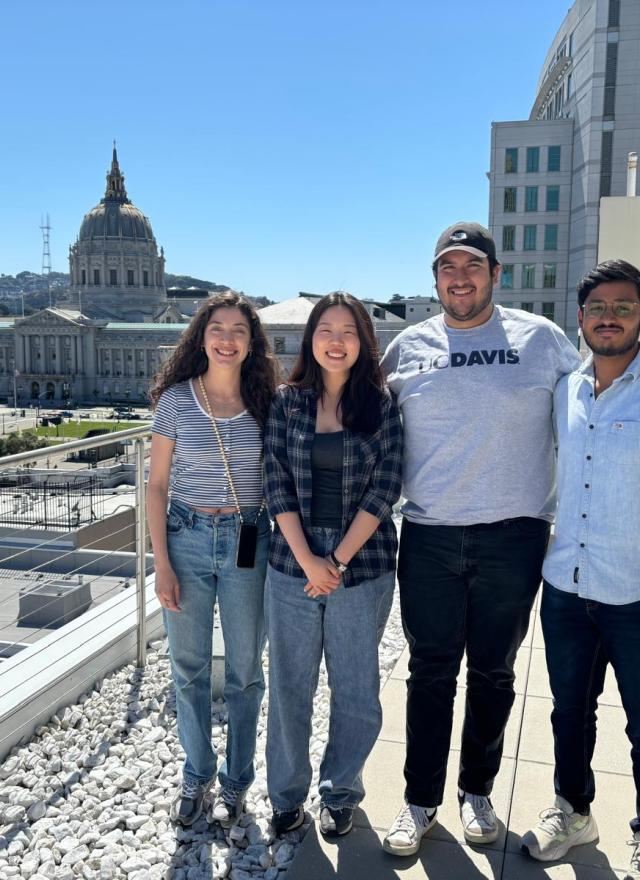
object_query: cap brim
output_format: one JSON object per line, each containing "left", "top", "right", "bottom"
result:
{"left": 434, "top": 245, "right": 489, "bottom": 263}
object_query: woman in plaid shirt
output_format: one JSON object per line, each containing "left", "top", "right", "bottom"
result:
{"left": 263, "top": 292, "right": 402, "bottom": 838}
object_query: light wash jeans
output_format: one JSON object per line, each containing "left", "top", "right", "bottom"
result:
{"left": 265, "top": 525, "right": 395, "bottom": 812}
{"left": 164, "top": 500, "right": 270, "bottom": 792}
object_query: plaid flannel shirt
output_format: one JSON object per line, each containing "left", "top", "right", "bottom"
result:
{"left": 263, "top": 384, "right": 403, "bottom": 587}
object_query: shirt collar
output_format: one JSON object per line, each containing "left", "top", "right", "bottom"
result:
{"left": 578, "top": 348, "right": 640, "bottom": 382}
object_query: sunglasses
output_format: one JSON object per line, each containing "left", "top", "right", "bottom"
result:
{"left": 582, "top": 300, "right": 640, "bottom": 318}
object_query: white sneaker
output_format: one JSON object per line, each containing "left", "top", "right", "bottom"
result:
{"left": 521, "top": 796, "right": 598, "bottom": 861}
{"left": 459, "top": 791, "right": 498, "bottom": 844}
{"left": 624, "top": 830, "right": 640, "bottom": 880}
{"left": 383, "top": 802, "right": 437, "bottom": 856}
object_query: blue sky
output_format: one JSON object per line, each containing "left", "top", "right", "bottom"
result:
{"left": 0, "top": 1, "right": 566, "bottom": 302}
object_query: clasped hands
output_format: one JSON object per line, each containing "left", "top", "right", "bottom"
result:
{"left": 303, "top": 554, "right": 342, "bottom": 599}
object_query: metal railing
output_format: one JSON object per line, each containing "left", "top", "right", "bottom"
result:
{"left": 0, "top": 425, "right": 153, "bottom": 672}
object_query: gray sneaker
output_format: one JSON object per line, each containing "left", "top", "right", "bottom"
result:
{"left": 624, "top": 831, "right": 640, "bottom": 880}
{"left": 383, "top": 802, "right": 437, "bottom": 856}
{"left": 207, "top": 787, "right": 245, "bottom": 828}
{"left": 521, "top": 796, "right": 598, "bottom": 861}
{"left": 170, "top": 776, "right": 214, "bottom": 826}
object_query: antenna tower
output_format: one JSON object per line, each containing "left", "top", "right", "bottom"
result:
{"left": 40, "top": 214, "right": 52, "bottom": 308}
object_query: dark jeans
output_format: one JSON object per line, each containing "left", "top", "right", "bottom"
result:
{"left": 398, "top": 517, "right": 549, "bottom": 807}
{"left": 541, "top": 581, "right": 640, "bottom": 833}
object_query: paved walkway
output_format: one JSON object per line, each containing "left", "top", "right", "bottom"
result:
{"left": 286, "top": 593, "right": 634, "bottom": 879}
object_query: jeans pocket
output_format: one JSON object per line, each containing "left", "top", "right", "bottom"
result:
{"left": 167, "top": 511, "right": 186, "bottom": 534}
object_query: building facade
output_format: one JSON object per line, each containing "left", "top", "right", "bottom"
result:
{"left": 0, "top": 149, "right": 418, "bottom": 406}
{"left": 488, "top": 0, "right": 640, "bottom": 342}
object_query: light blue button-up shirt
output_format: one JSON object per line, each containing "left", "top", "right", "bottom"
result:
{"left": 543, "top": 349, "right": 640, "bottom": 605}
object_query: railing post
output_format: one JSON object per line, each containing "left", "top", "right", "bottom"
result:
{"left": 135, "top": 438, "right": 147, "bottom": 667}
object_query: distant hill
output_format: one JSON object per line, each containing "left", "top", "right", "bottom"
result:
{"left": 0, "top": 271, "right": 273, "bottom": 310}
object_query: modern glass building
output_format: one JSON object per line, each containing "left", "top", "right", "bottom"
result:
{"left": 488, "top": 0, "right": 640, "bottom": 343}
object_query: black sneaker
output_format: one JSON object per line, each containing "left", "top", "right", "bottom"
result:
{"left": 170, "top": 776, "right": 214, "bottom": 826}
{"left": 272, "top": 805, "right": 305, "bottom": 835}
{"left": 319, "top": 805, "right": 353, "bottom": 837}
{"left": 207, "top": 787, "right": 245, "bottom": 828}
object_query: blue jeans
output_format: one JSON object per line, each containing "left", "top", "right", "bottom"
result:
{"left": 164, "top": 500, "right": 270, "bottom": 792}
{"left": 398, "top": 516, "right": 550, "bottom": 806}
{"left": 265, "top": 526, "right": 395, "bottom": 812}
{"left": 541, "top": 581, "right": 640, "bottom": 832}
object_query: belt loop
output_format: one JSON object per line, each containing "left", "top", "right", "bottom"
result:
{"left": 187, "top": 507, "right": 195, "bottom": 528}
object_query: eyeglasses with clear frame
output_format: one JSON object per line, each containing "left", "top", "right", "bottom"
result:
{"left": 581, "top": 300, "right": 640, "bottom": 319}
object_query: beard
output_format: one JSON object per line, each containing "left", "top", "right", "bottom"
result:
{"left": 583, "top": 324, "right": 640, "bottom": 358}
{"left": 440, "top": 279, "right": 493, "bottom": 324}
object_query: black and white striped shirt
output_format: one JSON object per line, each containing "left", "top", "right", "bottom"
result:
{"left": 152, "top": 380, "right": 264, "bottom": 508}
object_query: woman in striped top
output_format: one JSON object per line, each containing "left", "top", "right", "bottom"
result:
{"left": 148, "top": 292, "right": 278, "bottom": 828}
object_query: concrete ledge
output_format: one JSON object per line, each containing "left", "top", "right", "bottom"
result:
{"left": 0, "top": 576, "right": 164, "bottom": 761}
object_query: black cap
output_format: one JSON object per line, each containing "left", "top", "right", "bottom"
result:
{"left": 432, "top": 222, "right": 498, "bottom": 270}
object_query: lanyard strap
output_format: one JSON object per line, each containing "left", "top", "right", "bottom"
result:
{"left": 197, "top": 375, "right": 265, "bottom": 522}
{"left": 198, "top": 375, "right": 244, "bottom": 521}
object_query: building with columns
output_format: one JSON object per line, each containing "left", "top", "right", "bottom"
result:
{"left": 0, "top": 148, "right": 179, "bottom": 406}
{"left": 0, "top": 147, "right": 417, "bottom": 406}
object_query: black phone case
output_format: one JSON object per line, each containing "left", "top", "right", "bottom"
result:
{"left": 236, "top": 522, "right": 258, "bottom": 568}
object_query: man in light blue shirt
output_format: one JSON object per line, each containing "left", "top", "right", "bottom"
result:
{"left": 521, "top": 260, "right": 640, "bottom": 880}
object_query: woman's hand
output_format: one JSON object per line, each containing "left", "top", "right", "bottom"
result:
{"left": 303, "top": 555, "right": 341, "bottom": 598}
{"left": 155, "top": 565, "right": 182, "bottom": 612}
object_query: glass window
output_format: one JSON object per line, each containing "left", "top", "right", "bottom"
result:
{"left": 109, "top": 269, "right": 117, "bottom": 286}
{"left": 81, "top": 269, "right": 86, "bottom": 285}
{"left": 522, "top": 264, "right": 536, "bottom": 288}
{"left": 127, "top": 269, "right": 135, "bottom": 286}
{"left": 502, "top": 226, "right": 516, "bottom": 251}
{"left": 526, "top": 147, "right": 540, "bottom": 173}
{"left": 143, "top": 270, "right": 149, "bottom": 287}
{"left": 542, "top": 301, "right": 556, "bottom": 321}
{"left": 525, "top": 186, "right": 539, "bottom": 212}
{"left": 523, "top": 225, "right": 537, "bottom": 250}
{"left": 93, "top": 269, "right": 100, "bottom": 286}
{"left": 502, "top": 301, "right": 514, "bottom": 308}
{"left": 274, "top": 337, "right": 285, "bottom": 354}
{"left": 546, "top": 186, "right": 560, "bottom": 211}
{"left": 543, "top": 264, "right": 557, "bottom": 288}
{"left": 504, "top": 187, "right": 517, "bottom": 212}
{"left": 501, "top": 265, "right": 514, "bottom": 289}
{"left": 521, "top": 302, "right": 534, "bottom": 313}
{"left": 505, "top": 148, "right": 518, "bottom": 173}
{"left": 544, "top": 224, "right": 558, "bottom": 250}
{"left": 548, "top": 145, "right": 561, "bottom": 172}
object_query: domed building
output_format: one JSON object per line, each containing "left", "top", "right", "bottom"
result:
{"left": 0, "top": 147, "right": 187, "bottom": 406}
{"left": 67, "top": 146, "right": 167, "bottom": 321}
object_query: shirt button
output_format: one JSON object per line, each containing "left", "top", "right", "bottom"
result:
{"left": 589, "top": 424, "right": 594, "bottom": 429}
{"left": 586, "top": 455, "right": 592, "bottom": 460}
{"left": 582, "top": 513, "right": 587, "bottom": 518}
{"left": 585, "top": 483, "right": 590, "bottom": 489}
{"left": 580, "top": 542, "right": 585, "bottom": 548}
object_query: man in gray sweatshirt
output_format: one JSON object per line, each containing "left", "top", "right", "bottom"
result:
{"left": 380, "top": 222, "right": 580, "bottom": 856}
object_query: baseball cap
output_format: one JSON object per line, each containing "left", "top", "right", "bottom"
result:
{"left": 432, "top": 222, "right": 498, "bottom": 269}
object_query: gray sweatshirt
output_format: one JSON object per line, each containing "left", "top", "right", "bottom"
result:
{"left": 381, "top": 306, "right": 581, "bottom": 526}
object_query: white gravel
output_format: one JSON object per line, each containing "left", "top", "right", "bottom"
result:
{"left": 0, "top": 586, "right": 405, "bottom": 879}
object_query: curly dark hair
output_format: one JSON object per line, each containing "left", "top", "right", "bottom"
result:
{"left": 149, "top": 292, "right": 279, "bottom": 428}
{"left": 289, "top": 292, "right": 385, "bottom": 434}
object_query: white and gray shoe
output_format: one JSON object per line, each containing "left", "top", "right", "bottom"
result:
{"left": 521, "top": 796, "right": 598, "bottom": 861}
{"left": 459, "top": 790, "right": 499, "bottom": 844}
{"left": 170, "top": 776, "right": 214, "bottom": 826}
{"left": 207, "top": 787, "right": 245, "bottom": 828}
{"left": 383, "top": 802, "right": 437, "bottom": 856}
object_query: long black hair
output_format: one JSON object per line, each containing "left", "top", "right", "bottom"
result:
{"left": 289, "top": 292, "right": 385, "bottom": 434}
{"left": 150, "top": 292, "right": 279, "bottom": 429}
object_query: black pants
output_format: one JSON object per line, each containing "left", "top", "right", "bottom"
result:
{"left": 541, "top": 581, "right": 640, "bottom": 833}
{"left": 398, "top": 517, "right": 550, "bottom": 807}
